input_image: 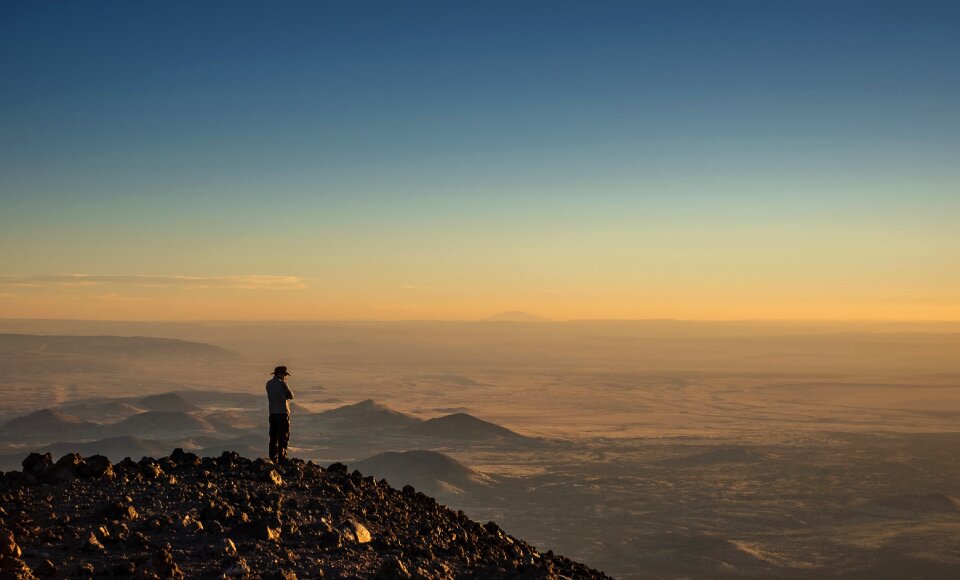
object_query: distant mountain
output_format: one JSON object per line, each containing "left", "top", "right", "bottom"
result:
{"left": 254, "top": 398, "right": 313, "bottom": 415}
{"left": 0, "top": 409, "right": 96, "bottom": 437}
{"left": 99, "top": 411, "right": 215, "bottom": 438}
{"left": 56, "top": 401, "right": 146, "bottom": 422}
{"left": 406, "top": 413, "right": 526, "bottom": 441}
{"left": 482, "top": 311, "right": 552, "bottom": 322}
{"left": 290, "top": 402, "right": 315, "bottom": 414}
{"left": 174, "top": 390, "right": 263, "bottom": 408}
{"left": 315, "top": 399, "right": 422, "bottom": 431}
{"left": 137, "top": 392, "right": 201, "bottom": 413}
{"left": 0, "top": 453, "right": 27, "bottom": 472}
{"left": 352, "top": 450, "right": 491, "bottom": 495}
{"left": 0, "top": 334, "right": 240, "bottom": 360}
{"left": 204, "top": 409, "right": 261, "bottom": 432}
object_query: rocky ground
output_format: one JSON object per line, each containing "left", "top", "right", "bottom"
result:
{"left": 0, "top": 450, "right": 610, "bottom": 579}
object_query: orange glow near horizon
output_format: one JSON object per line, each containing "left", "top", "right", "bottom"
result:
{"left": 2, "top": 276, "right": 958, "bottom": 321}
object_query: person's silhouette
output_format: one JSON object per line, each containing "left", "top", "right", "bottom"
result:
{"left": 266, "top": 365, "right": 294, "bottom": 464}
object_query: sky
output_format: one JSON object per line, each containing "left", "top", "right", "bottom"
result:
{"left": 1, "top": 0, "right": 958, "bottom": 321}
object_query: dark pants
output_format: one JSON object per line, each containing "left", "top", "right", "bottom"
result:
{"left": 269, "top": 413, "right": 290, "bottom": 464}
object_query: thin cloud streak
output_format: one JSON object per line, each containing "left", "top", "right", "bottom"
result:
{"left": 0, "top": 274, "right": 308, "bottom": 290}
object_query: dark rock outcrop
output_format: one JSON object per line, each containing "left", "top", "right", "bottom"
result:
{"left": 0, "top": 450, "right": 609, "bottom": 579}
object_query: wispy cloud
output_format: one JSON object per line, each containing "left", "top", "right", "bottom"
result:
{"left": 0, "top": 274, "right": 308, "bottom": 290}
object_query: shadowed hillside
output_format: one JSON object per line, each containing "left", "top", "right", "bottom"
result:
{"left": 136, "top": 393, "right": 201, "bottom": 413}
{"left": 0, "top": 409, "right": 95, "bottom": 438}
{"left": 352, "top": 450, "right": 492, "bottom": 496}
{"left": 98, "top": 411, "right": 216, "bottom": 438}
{"left": 56, "top": 401, "right": 146, "bottom": 422}
{"left": 314, "top": 399, "right": 423, "bottom": 431}
{"left": 407, "top": 413, "right": 529, "bottom": 441}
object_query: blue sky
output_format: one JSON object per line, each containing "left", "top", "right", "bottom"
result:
{"left": 1, "top": 1, "right": 958, "bottom": 319}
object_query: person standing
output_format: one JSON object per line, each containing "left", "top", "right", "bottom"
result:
{"left": 266, "top": 365, "right": 294, "bottom": 464}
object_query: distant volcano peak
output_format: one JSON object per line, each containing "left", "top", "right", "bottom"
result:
{"left": 482, "top": 311, "right": 552, "bottom": 322}
{"left": 316, "top": 399, "right": 422, "bottom": 430}
{"left": 10, "top": 408, "right": 86, "bottom": 426}
{"left": 0, "top": 408, "right": 97, "bottom": 439}
{"left": 407, "top": 412, "right": 527, "bottom": 441}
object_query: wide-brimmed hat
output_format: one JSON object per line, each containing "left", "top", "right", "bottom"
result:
{"left": 272, "top": 365, "right": 290, "bottom": 376}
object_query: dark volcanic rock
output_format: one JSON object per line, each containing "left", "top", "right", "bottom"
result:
{"left": 35, "top": 559, "right": 56, "bottom": 577}
{"left": 78, "top": 454, "right": 114, "bottom": 478}
{"left": 20, "top": 453, "right": 52, "bottom": 475}
{"left": 0, "top": 526, "right": 35, "bottom": 579}
{"left": 100, "top": 500, "right": 139, "bottom": 521}
{"left": 0, "top": 451, "right": 610, "bottom": 579}
{"left": 375, "top": 556, "right": 412, "bottom": 579}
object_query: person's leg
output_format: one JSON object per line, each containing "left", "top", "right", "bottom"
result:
{"left": 268, "top": 414, "right": 280, "bottom": 462}
{"left": 279, "top": 414, "right": 291, "bottom": 463}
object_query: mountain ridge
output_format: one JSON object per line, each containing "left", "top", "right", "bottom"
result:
{"left": 0, "top": 408, "right": 96, "bottom": 437}
{"left": 407, "top": 413, "right": 530, "bottom": 441}
{"left": 313, "top": 399, "right": 423, "bottom": 431}
{"left": 0, "top": 333, "right": 240, "bottom": 360}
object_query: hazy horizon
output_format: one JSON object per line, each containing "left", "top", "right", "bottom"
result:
{"left": 4, "top": 315, "right": 960, "bottom": 323}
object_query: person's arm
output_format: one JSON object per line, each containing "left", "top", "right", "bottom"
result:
{"left": 285, "top": 385, "right": 294, "bottom": 400}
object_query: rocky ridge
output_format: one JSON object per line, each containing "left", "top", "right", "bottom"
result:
{"left": 0, "top": 450, "right": 609, "bottom": 579}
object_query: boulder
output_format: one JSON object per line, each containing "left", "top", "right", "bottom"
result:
{"left": 341, "top": 519, "right": 372, "bottom": 544}
{"left": 100, "top": 501, "right": 139, "bottom": 522}
{"left": 79, "top": 455, "right": 114, "bottom": 479}
{"left": 223, "top": 559, "right": 250, "bottom": 577}
{"left": 374, "top": 556, "right": 412, "bottom": 580}
{"left": 211, "top": 538, "right": 237, "bottom": 558}
{"left": 20, "top": 453, "right": 52, "bottom": 474}
{"left": 140, "top": 548, "right": 183, "bottom": 579}
{"left": 170, "top": 448, "right": 200, "bottom": 467}
{"left": 35, "top": 559, "right": 56, "bottom": 577}
{"left": 54, "top": 453, "right": 83, "bottom": 469}
{"left": 259, "top": 468, "right": 284, "bottom": 486}
{"left": 0, "top": 528, "right": 20, "bottom": 559}
{"left": 81, "top": 531, "right": 105, "bottom": 553}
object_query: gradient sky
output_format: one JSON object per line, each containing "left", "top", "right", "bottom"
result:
{"left": 1, "top": 1, "right": 958, "bottom": 320}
